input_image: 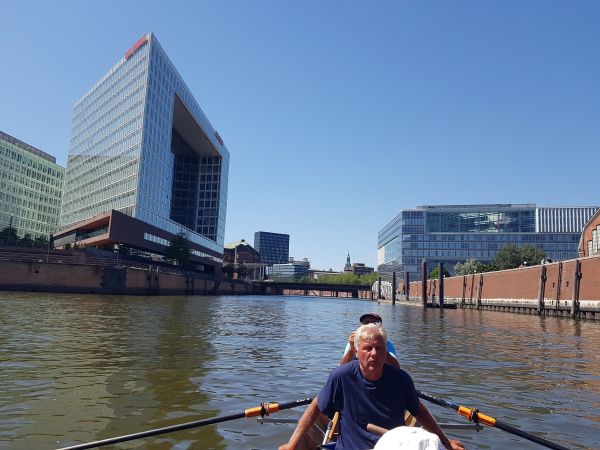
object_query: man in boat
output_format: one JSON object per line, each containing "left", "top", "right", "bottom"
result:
{"left": 339, "top": 313, "right": 400, "bottom": 368}
{"left": 279, "top": 324, "right": 465, "bottom": 450}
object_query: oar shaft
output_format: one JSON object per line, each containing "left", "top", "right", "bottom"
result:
{"left": 57, "top": 398, "right": 313, "bottom": 450}
{"left": 417, "top": 391, "right": 569, "bottom": 450}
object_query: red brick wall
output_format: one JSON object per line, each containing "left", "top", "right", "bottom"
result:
{"left": 402, "top": 255, "right": 600, "bottom": 302}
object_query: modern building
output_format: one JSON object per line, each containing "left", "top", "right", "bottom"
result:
{"left": 271, "top": 262, "right": 309, "bottom": 279}
{"left": 579, "top": 209, "right": 600, "bottom": 257}
{"left": 53, "top": 33, "right": 229, "bottom": 274}
{"left": 254, "top": 231, "right": 289, "bottom": 265}
{"left": 0, "top": 130, "right": 64, "bottom": 240}
{"left": 378, "top": 204, "right": 599, "bottom": 280}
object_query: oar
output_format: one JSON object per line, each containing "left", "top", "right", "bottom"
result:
{"left": 417, "top": 391, "right": 569, "bottom": 450}
{"left": 56, "top": 397, "right": 314, "bottom": 450}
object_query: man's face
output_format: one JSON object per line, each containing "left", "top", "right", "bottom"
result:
{"left": 356, "top": 333, "right": 387, "bottom": 381}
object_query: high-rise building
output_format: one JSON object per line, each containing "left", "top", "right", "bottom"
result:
{"left": 0, "top": 130, "right": 64, "bottom": 239}
{"left": 54, "top": 33, "right": 229, "bottom": 273}
{"left": 254, "top": 231, "right": 289, "bottom": 265}
{"left": 378, "top": 204, "right": 599, "bottom": 279}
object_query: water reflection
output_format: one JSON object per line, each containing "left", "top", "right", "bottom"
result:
{"left": 0, "top": 293, "right": 599, "bottom": 449}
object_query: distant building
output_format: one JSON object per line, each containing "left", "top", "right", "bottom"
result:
{"left": 309, "top": 268, "right": 340, "bottom": 280}
{"left": 223, "top": 239, "right": 265, "bottom": 280}
{"left": 378, "top": 204, "right": 599, "bottom": 280}
{"left": 343, "top": 252, "right": 374, "bottom": 276}
{"left": 0, "top": 130, "right": 64, "bottom": 239}
{"left": 271, "top": 261, "right": 309, "bottom": 279}
{"left": 53, "top": 33, "right": 229, "bottom": 275}
{"left": 579, "top": 209, "right": 600, "bottom": 257}
{"left": 344, "top": 263, "right": 374, "bottom": 276}
{"left": 254, "top": 231, "right": 289, "bottom": 265}
{"left": 223, "top": 239, "right": 260, "bottom": 264}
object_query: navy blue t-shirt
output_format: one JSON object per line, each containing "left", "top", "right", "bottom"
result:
{"left": 317, "top": 360, "right": 420, "bottom": 450}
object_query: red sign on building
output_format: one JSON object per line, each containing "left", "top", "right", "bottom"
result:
{"left": 125, "top": 35, "right": 148, "bottom": 60}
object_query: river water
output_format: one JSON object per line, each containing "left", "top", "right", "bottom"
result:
{"left": 1, "top": 292, "right": 598, "bottom": 450}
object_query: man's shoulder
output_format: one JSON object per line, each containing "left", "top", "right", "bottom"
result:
{"left": 383, "top": 364, "right": 412, "bottom": 380}
{"left": 331, "top": 359, "right": 359, "bottom": 377}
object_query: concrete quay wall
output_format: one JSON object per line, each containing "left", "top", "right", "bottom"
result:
{"left": 0, "top": 260, "right": 253, "bottom": 296}
{"left": 398, "top": 255, "right": 600, "bottom": 319}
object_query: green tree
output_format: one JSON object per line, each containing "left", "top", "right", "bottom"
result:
{"left": 222, "top": 263, "right": 235, "bottom": 279}
{"left": 429, "top": 266, "right": 451, "bottom": 279}
{"left": 454, "top": 258, "right": 485, "bottom": 275}
{"left": 519, "top": 245, "right": 546, "bottom": 267}
{"left": 493, "top": 243, "right": 546, "bottom": 270}
{"left": 34, "top": 235, "right": 49, "bottom": 248}
{"left": 165, "top": 231, "right": 192, "bottom": 267}
{"left": 234, "top": 263, "right": 248, "bottom": 279}
{"left": 0, "top": 226, "right": 19, "bottom": 245}
{"left": 18, "top": 233, "right": 34, "bottom": 247}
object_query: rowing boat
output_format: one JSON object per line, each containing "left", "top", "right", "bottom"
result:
{"left": 296, "top": 411, "right": 416, "bottom": 449}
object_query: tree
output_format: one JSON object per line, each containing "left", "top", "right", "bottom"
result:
{"left": 429, "top": 266, "right": 451, "bottom": 279}
{"left": 454, "top": 258, "right": 485, "bottom": 275}
{"left": 234, "top": 263, "right": 248, "bottom": 279}
{"left": 222, "top": 263, "right": 235, "bottom": 279}
{"left": 0, "top": 226, "right": 18, "bottom": 246}
{"left": 34, "top": 235, "right": 49, "bottom": 248}
{"left": 519, "top": 245, "right": 547, "bottom": 268}
{"left": 493, "top": 243, "right": 546, "bottom": 270}
{"left": 165, "top": 231, "right": 192, "bottom": 267}
{"left": 18, "top": 233, "right": 34, "bottom": 247}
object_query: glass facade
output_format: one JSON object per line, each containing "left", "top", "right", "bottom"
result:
{"left": 271, "top": 263, "right": 309, "bottom": 279}
{"left": 0, "top": 130, "right": 64, "bottom": 238}
{"left": 254, "top": 231, "right": 290, "bottom": 265}
{"left": 60, "top": 33, "right": 229, "bottom": 256}
{"left": 377, "top": 204, "right": 599, "bottom": 280}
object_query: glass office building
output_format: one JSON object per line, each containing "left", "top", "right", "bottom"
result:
{"left": 377, "top": 204, "right": 599, "bottom": 280}
{"left": 254, "top": 231, "right": 290, "bottom": 265}
{"left": 0, "top": 130, "right": 64, "bottom": 239}
{"left": 57, "top": 33, "right": 229, "bottom": 266}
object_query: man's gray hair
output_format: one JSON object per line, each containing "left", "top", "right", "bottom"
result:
{"left": 354, "top": 322, "right": 388, "bottom": 349}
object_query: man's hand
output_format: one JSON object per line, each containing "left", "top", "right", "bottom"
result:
{"left": 347, "top": 332, "right": 355, "bottom": 349}
{"left": 278, "top": 444, "right": 293, "bottom": 450}
{"left": 447, "top": 439, "right": 465, "bottom": 450}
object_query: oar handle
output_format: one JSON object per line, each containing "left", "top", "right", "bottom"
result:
{"left": 367, "top": 423, "right": 389, "bottom": 436}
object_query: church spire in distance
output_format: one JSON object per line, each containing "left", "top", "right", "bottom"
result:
{"left": 345, "top": 251, "right": 351, "bottom": 269}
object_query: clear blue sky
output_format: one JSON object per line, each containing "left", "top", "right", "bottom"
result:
{"left": 1, "top": 1, "right": 598, "bottom": 271}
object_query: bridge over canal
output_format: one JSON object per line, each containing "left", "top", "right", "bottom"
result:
{"left": 252, "top": 281, "right": 374, "bottom": 299}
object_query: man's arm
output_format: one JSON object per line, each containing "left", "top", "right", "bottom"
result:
{"left": 414, "top": 400, "right": 465, "bottom": 450}
{"left": 338, "top": 332, "right": 356, "bottom": 365}
{"left": 278, "top": 398, "right": 322, "bottom": 450}
{"left": 385, "top": 352, "right": 400, "bottom": 368}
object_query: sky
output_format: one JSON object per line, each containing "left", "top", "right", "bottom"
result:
{"left": 1, "top": 1, "right": 599, "bottom": 271}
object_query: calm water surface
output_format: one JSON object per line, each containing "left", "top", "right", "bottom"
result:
{"left": 1, "top": 292, "right": 599, "bottom": 449}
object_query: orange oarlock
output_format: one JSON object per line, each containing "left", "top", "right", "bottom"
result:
{"left": 244, "top": 402, "right": 280, "bottom": 418}
{"left": 458, "top": 406, "right": 496, "bottom": 427}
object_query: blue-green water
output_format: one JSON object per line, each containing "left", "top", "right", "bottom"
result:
{"left": 1, "top": 292, "right": 599, "bottom": 449}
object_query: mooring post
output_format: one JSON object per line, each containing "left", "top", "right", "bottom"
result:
{"left": 404, "top": 271, "right": 410, "bottom": 301}
{"left": 476, "top": 274, "right": 483, "bottom": 310}
{"left": 438, "top": 263, "right": 444, "bottom": 309}
{"left": 537, "top": 265, "right": 547, "bottom": 315}
{"left": 570, "top": 260, "right": 582, "bottom": 318}
{"left": 421, "top": 260, "right": 428, "bottom": 307}
{"left": 461, "top": 275, "right": 467, "bottom": 307}
{"left": 378, "top": 276, "right": 382, "bottom": 300}
{"left": 392, "top": 272, "right": 396, "bottom": 305}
